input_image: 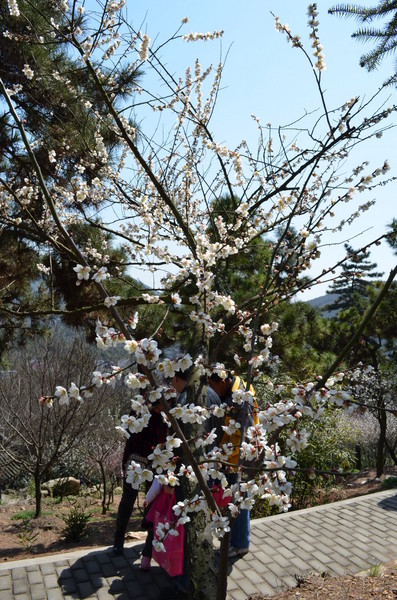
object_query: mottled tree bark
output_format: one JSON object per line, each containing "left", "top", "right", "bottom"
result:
{"left": 181, "top": 369, "right": 219, "bottom": 600}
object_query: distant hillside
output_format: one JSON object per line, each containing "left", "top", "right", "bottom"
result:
{"left": 308, "top": 293, "right": 339, "bottom": 318}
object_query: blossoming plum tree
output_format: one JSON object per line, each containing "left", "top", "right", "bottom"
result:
{"left": 1, "top": 1, "right": 396, "bottom": 598}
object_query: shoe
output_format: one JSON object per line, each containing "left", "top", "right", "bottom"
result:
{"left": 228, "top": 546, "right": 249, "bottom": 558}
{"left": 140, "top": 556, "right": 151, "bottom": 571}
{"left": 162, "top": 586, "right": 189, "bottom": 600}
{"left": 112, "top": 546, "right": 124, "bottom": 556}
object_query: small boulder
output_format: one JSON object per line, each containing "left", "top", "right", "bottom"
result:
{"left": 42, "top": 477, "right": 80, "bottom": 497}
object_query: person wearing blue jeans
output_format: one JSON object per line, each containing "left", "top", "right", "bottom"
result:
{"left": 208, "top": 372, "right": 259, "bottom": 558}
{"left": 227, "top": 471, "right": 250, "bottom": 556}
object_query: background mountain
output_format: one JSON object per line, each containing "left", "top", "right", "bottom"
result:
{"left": 307, "top": 293, "right": 339, "bottom": 317}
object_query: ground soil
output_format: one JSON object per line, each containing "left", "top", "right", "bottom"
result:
{"left": 1, "top": 468, "right": 397, "bottom": 599}
{"left": 0, "top": 488, "right": 147, "bottom": 563}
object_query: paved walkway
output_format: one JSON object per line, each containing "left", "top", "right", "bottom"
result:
{"left": 1, "top": 488, "right": 397, "bottom": 599}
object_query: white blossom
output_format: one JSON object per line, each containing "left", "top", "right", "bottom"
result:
{"left": 104, "top": 296, "right": 120, "bottom": 307}
{"left": 73, "top": 264, "right": 91, "bottom": 284}
{"left": 54, "top": 386, "right": 69, "bottom": 405}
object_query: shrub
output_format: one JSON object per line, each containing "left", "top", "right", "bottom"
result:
{"left": 381, "top": 477, "right": 397, "bottom": 490}
{"left": 12, "top": 509, "right": 36, "bottom": 521}
{"left": 16, "top": 518, "right": 39, "bottom": 551}
{"left": 287, "top": 408, "right": 359, "bottom": 510}
{"left": 251, "top": 497, "right": 281, "bottom": 520}
{"left": 61, "top": 498, "right": 92, "bottom": 542}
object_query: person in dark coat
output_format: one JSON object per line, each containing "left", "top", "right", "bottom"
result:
{"left": 113, "top": 402, "right": 168, "bottom": 555}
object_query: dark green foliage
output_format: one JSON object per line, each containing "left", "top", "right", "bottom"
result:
{"left": 12, "top": 509, "right": 37, "bottom": 521}
{"left": 270, "top": 301, "right": 337, "bottom": 379}
{"left": 286, "top": 409, "right": 358, "bottom": 510}
{"left": 381, "top": 476, "right": 397, "bottom": 489}
{"left": 387, "top": 219, "right": 397, "bottom": 253}
{"left": 0, "top": 0, "right": 140, "bottom": 185}
{"left": 326, "top": 244, "right": 383, "bottom": 313}
{"left": 0, "top": 1, "right": 143, "bottom": 350}
{"left": 210, "top": 195, "right": 272, "bottom": 306}
{"left": 61, "top": 499, "right": 92, "bottom": 542}
{"left": 0, "top": 228, "right": 49, "bottom": 363}
{"left": 250, "top": 497, "right": 280, "bottom": 519}
{"left": 329, "top": 1, "right": 397, "bottom": 82}
{"left": 16, "top": 518, "right": 39, "bottom": 551}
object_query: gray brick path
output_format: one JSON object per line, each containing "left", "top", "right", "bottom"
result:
{"left": 1, "top": 489, "right": 397, "bottom": 599}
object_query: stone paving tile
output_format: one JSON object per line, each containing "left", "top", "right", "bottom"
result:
{"left": 11, "top": 567, "right": 27, "bottom": 580}
{"left": 0, "top": 574, "right": 11, "bottom": 591}
{"left": 306, "top": 556, "right": 328, "bottom": 572}
{"left": 30, "top": 583, "right": 46, "bottom": 600}
{"left": 40, "top": 563, "right": 56, "bottom": 576}
{"left": 12, "top": 579, "right": 29, "bottom": 595}
{"left": 47, "top": 589, "right": 64, "bottom": 600}
{"left": 227, "top": 590, "right": 248, "bottom": 600}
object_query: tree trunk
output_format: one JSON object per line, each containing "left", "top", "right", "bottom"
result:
{"left": 355, "top": 444, "right": 362, "bottom": 471}
{"left": 217, "top": 533, "right": 231, "bottom": 600}
{"left": 185, "top": 509, "right": 218, "bottom": 600}
{"left": 99, "top": 461, "right": 107, "bottom": 515}
{"left": 181, "top": 370, "right": 218, "bottom": 600}
{"left": 376, "top": 394, "right": 387, "bottom": 478}
{"left": 34, "top": 473, "right": 42, "bottom": 518}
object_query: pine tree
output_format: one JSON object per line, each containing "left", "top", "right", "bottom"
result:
{"left": 329, "top": 1, "right": 397, "bottom": 82}
{"left": 326, "top": 243, "right": 384, "bottom": 312}
{"left": 0, "top": 1, "right": 142, "bottom": 353}
{"left": 387, "top": 218, "right": 397, "bottom": 253}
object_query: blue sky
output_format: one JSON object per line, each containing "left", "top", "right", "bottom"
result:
{"left": 112, "top": 1, "right": 397, "bottom": 298}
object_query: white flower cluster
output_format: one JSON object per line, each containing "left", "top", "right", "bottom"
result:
{"left": 190, "top": 310, "right": 225, "bottom": 337}
{"left": 274, "top": 16, "right": 301, "bottom": 48}
{"left": 36, "top": 263, "right": 51, "bottom": 275}
{"left": 54, "top": 382, "right": 83, "bottom": 405}
{"left": 286, "top": 428, "right": 309, "bottom": 453}
{"left": 142, "top": 293, "right": 164, "bottom": 304}
{"left": 22, "top": 64, "right": 34, "bottom": 80}
{"left": 125, "top": 372, "right": 149, "bottom": 390}
{"left": 170, "top": 403, "right": 209, "bottom": 425}
{"left": 157, "top": 355, "right": 193, "bottom": 378}
{"left": 73, "top": 264, "right": 90, "bottom": 285}
{"left": 7, "top": 0, "right": 20, "bottom": 17}
{"left": 95, "top": 320, "right": 126, "bottom": 348}
{"left": 183, "top": 30, "right": 224, "bottom": 42}
{"left": 138, "top": 34, "right": 150, "bottom": 61}
{"left": 92, "top": 266, "right": 110, "bottom": 283}
{"left": 148, "top": 445, "right": 174, "bottom": 473}
{"left": 125, "top": 460, "right": 153, "bottom": 489}
{"left": 307, "top": 4, "right": 326, "bottom": 72}
{"left": 124, "top": 338, "right": 162, "bottom": 366}
{"left": 153, "top": 515, "right": 182, "bottom": 553}
{"left": 104, "top": 296, "right": 120, "bottom": 307}
{"left": 208, "top": 292, "right": 236, "bottom": 314}
{"left": 118, "top": 409, "right": 152, "bottom": 438}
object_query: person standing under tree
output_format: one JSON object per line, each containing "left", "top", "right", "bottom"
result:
{"left": 208, "top": 372, "right": 259, "bottom": 558}
{"left": 113, "top": 400, "right": 168, "bottom": 556}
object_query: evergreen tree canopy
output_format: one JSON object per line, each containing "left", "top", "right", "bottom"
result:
{"left": 326, "top": 243, "right": 383, "bottom": 312}
{"left": 387, "top": 218, "right": 397, "bottom": 253}
{"left": 0, "top": 0, "right": 143, "bottom": 353}
{"left": 329, "top": 1, "right": 397, "bottom": 83}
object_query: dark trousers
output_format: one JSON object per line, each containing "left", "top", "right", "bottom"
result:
{"left": 142, "top": 528, "right": 154, "bottom": 558}
{"left": 113, "top": 479, "right": 138, "bottom": 550}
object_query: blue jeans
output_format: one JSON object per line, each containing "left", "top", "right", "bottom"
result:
{"left": 227, "top": 473, "right": 250, "bottom": 549}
